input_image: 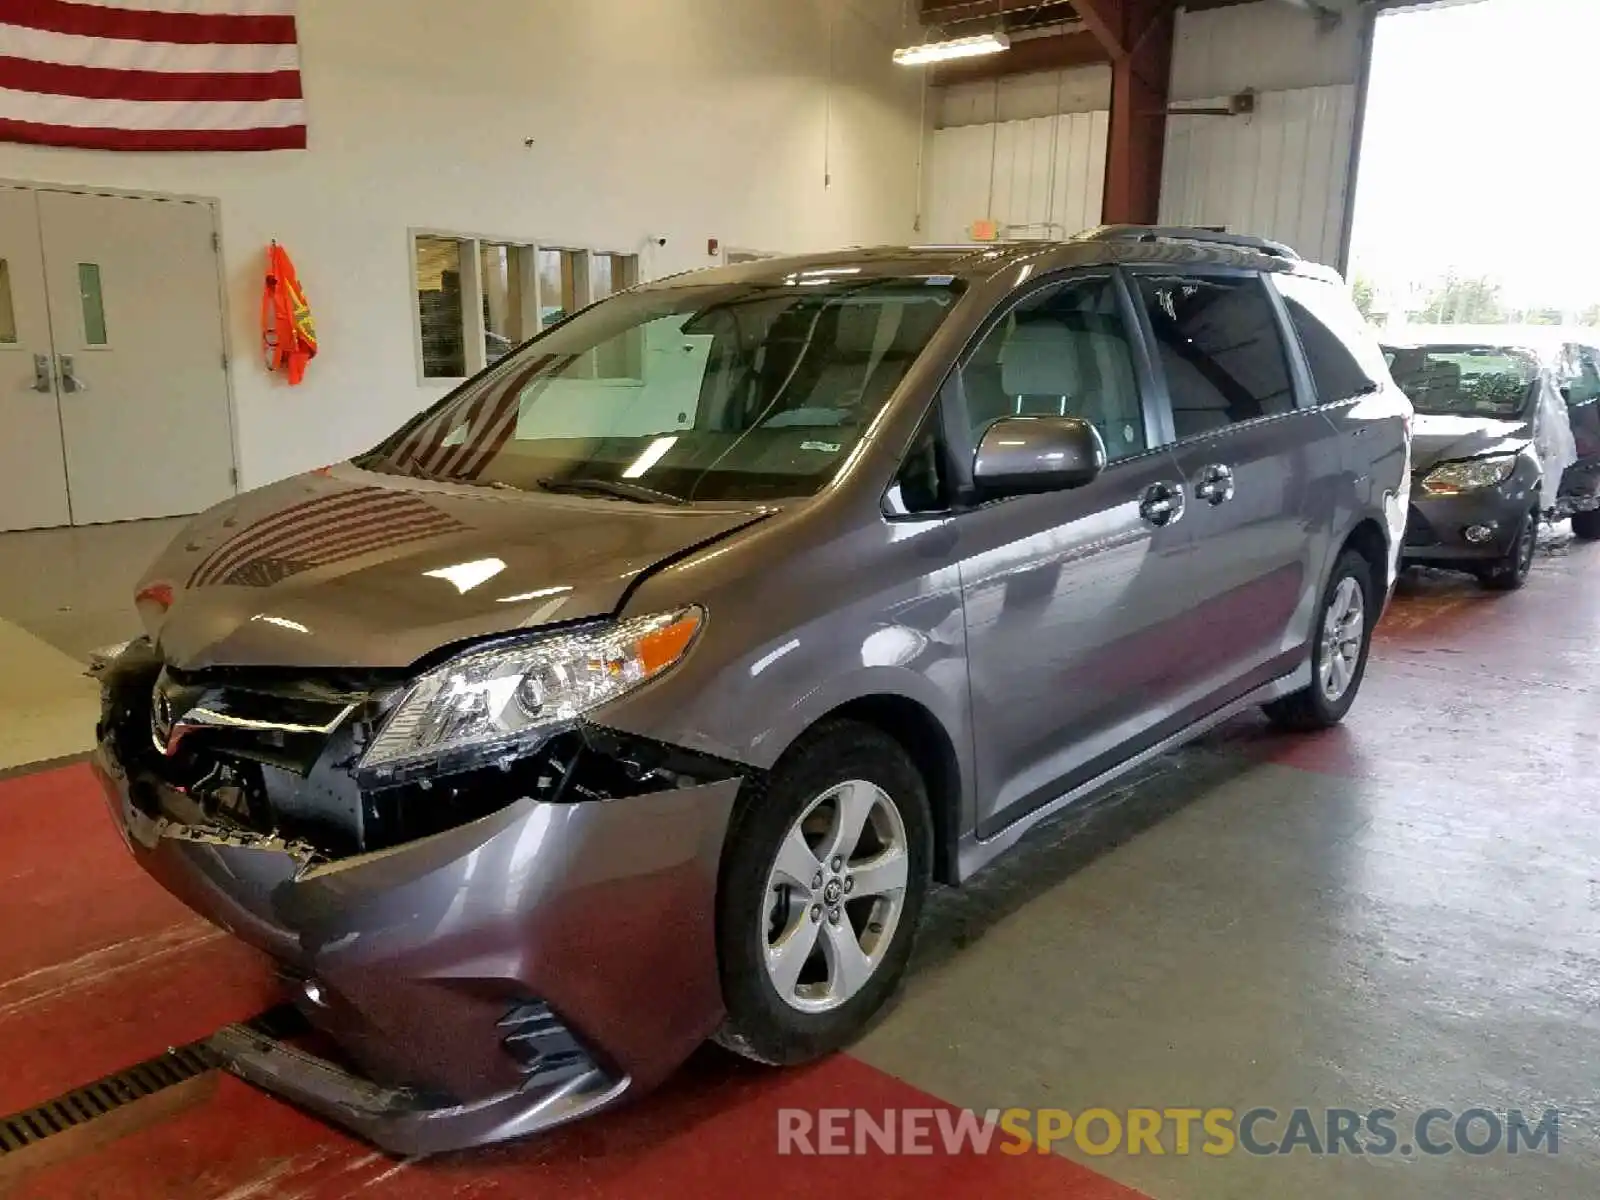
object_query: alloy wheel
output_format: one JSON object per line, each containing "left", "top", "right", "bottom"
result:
{"left": 761, "top": 779, "right": 909, "bottom": 1014}
{"left": 1319, "top": 576, "right": 1365, "bottom": 703}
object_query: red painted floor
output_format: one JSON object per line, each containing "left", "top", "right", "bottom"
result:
{"left": 0, "top": 763, "right": 1146, "bottom": 1198}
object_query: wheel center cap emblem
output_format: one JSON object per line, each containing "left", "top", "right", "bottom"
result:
{"left": 823, "top": 879, "right": 843, "bottom": 905}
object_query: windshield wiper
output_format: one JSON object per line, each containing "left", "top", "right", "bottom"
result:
{"left": 536, "top": 476, "right": 688, "bottom": 506}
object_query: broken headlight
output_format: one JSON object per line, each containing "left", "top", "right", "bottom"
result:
{"left": 1420, "top": 454, "right": 1517, "bottom": 495}
{"left": 359, "top": 607, "right": 703, "bottom": 775}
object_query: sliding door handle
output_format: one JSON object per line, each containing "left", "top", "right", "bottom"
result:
{"left": 1139, "top": 481, "right": 1186, "bottom": 528}
{"left": 1194, "top": 463, "right": 1236, "bottom": 505}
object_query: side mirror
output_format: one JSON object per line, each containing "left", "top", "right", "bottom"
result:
{"left": 972, "top": 416, "right": 1106, "bottom": 498}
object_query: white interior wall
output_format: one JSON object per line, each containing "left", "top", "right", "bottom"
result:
{"left": 926, "top": 64, "right": 1110, "bottom": 244}
{"left": 927, "top": 112, "right": 1109, "bottom": 244}
{"left": 936, "top": 65, "right": 1112, "bottom": 128}
{"left": 1160, "top": 84, "right": 1358, "bottom": 268}
{"left": 0, "top": 0, "right": 926, "bottom": 491}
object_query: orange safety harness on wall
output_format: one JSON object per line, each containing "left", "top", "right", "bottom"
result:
{"left": 261, "top": 241, "right": 318, "bottom": 385}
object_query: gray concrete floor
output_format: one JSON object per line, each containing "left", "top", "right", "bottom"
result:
{"left": 856, "top": 535, "right": 1600, "bottom": 1198}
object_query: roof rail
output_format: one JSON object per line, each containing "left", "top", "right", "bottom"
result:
{"left": 1080, "top": 224, "right": 1302, "bottom": 261}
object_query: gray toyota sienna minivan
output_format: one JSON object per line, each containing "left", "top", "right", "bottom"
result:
{"left": 93, "top": 226, "right": 1411, "bottom": 1155}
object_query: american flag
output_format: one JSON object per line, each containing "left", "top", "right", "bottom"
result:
{"left": 187, "top": 487, "right": 466, "bottom": 589}
{"left": 0, "top": 0, "right": 306, "bottom": 152}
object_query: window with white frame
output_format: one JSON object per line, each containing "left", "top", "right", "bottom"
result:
{"left": 412, "top": 233, "right": 639, "bottom": 381}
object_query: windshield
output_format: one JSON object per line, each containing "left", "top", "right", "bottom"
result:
{"left": 357, "top": 276, "right": 965, "bottom": 503}
{"left": 1384, "top": 344, "right": 1539, "bottom": 419}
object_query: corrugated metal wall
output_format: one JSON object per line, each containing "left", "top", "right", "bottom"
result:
{"left": 1159, "top": 84, "right": 1359, "bottom": 267}
{"left": 919, "top": 1, "right": 1366, "bottom": 260}
{"left": 925, "top": 111, "right": 1109, "bottom": 244}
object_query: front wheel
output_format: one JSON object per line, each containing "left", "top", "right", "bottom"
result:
{"left": 713, "top": 721, "right": 931, "bottom": 1066}
{"left": 1263, "top": 549, "right": 1375, "bottom": 732}
{"left": 1477, "top": 507, "right": 1538, "bottom": 591}
{"left": 1572, "top": 507, "right": 1600, "bottom": 542}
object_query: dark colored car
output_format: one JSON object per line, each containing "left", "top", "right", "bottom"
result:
{"left": 1386, "top": 326, "right": 1600, "bottom": 589}
{"left": 92, "top": 226, "right": 1411, "bottom": 1156}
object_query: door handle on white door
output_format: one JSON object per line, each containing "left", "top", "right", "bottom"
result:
{"left": 57, "top": 355, "right": 87, "bottom": 394}
{"left": 1194, "top": 463, "right": 1236, "bottom": 505}
{"left": 28, "top": 354, "right": 53, "bottom": 392}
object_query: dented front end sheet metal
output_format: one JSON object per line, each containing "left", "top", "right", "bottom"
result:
{"left": 92, "top": 638, "right": 749, "bottom": 1155}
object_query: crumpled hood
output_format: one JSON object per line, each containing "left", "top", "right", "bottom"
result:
{"left": 137, "top": 465, "right": 773, "bottom": 671}
{"left": 1410, "top": 413, "right": 1531, "bottom": 473}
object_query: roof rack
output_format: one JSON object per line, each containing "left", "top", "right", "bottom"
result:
{"left": 1080, "top": 224, "right": 1302, "bottom": 261}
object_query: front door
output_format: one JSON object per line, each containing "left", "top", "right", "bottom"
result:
{"left": 952, "top": 273, "right": 1194, "bottom": 838}
{"left": 1126, "top": 269, "right": 1339, "bottom": 709}
{"left": 36, "top": 189, "right": 236, "bottom": 525}
{"left": 0, "top": 185, "right": 71, "bottom": 532}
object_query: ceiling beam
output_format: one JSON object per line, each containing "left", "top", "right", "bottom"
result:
{"left": 930, "top": 28, "right": 1110, "bottom": 86}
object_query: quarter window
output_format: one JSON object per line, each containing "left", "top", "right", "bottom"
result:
{"left": 1276, "top": 274, "right": 1386, "bottom": 404}
{"left": 1134, "top": 274, "right": 1295, "bottom": 439}
{"left": 960, "top": 275, "right": 1149, "bottom": 463}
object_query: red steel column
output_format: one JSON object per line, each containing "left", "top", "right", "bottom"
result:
{"left": 1073, "top": 0, "right": 1176, "bottom": 225}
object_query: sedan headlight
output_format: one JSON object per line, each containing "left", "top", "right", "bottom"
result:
{"left": 361, "top": 607, "right": 703, "bottom": 774}
{"left": 1419, "top": 454, "right": 1517, "bottom": 495}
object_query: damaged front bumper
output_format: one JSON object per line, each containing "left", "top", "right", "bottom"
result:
{"left": 93, "top": 653, "right": 745, "bottom": 1157}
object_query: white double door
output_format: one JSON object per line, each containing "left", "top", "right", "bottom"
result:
{"left": 0, "top": 184, "right": 236, "bottom": 531}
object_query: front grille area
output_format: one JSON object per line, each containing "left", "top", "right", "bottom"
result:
{"left": 498, "top": 1001, "right": 594, "bottom": 1085}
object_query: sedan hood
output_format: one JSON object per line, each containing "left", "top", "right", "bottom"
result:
{"left": 1411, "top": 413, "right": 1531, "bottom": 472}
{"left": 137, "top": 466, "right": 773, "bottom": 671}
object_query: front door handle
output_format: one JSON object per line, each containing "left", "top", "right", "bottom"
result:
{"left": 28, "top": 354, "right": 52, "bottom": 393}
{"left": 58, "top": 355, "right": 86, "bottom": 394}
{"left": 1139, "top": 481, "right": 1186, "bottom": 528}
{"left": 1194, "top": 463, "right": 1236, "bottom": 506}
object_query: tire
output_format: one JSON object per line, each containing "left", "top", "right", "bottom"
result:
{"left": 1262, "top": 549, "right": 1376, "bottom": 733}
{"left": 1476, "top": 507, "right": 1538, "bottom": 591}
{"left": 1572, "top": 508, "right": 1600, "bottom": 542}
{"left": 713, "top": 720, "right": 932, "bottom": 1066}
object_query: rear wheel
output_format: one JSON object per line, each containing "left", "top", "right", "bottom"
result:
{"left": 1572, "top": 508, "right": 1600, "bottom": 542}
{"left": 1477, "top": 507, "right": 1538, "bottom": 591}
{"left": 1263, "top": 550, "right": 1375, "bottom": 732}
{"left": 713, "top": 721, "right": 931, "bottom": 1065}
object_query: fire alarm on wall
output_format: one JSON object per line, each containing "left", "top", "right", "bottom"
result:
{"left": 708, "top": 238, "right": 720, "bottom": 257}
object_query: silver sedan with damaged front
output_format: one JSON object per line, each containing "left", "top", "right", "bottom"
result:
{"left": 93, "top": 229, "right": 1411, "bottom": 1157}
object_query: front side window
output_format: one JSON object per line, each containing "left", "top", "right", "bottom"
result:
{"left": 1385, "top": 345, "right": 1538, "bottom": 419}
{"left": 1275, "top": 274, "right": 1386, "bottom": 405}
{"left": 360, "top": 277, "right": 965, "bottom": 503}
{"left": 959, "top": 275, "right": 1148, "bottom": 463}
{"left": 1134, "top": 274, "right": 1295, "bottom": 439}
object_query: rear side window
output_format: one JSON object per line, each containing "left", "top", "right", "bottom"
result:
{"left": 1276, "top": 274, "right": 1387, "bottom": 404}
{"left": 1133, "top": 274, "right": 1295, "bottom": 440}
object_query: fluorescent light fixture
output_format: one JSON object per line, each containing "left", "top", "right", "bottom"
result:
{"left": 424, "top": 557, "right": 508, "bottom": 594}
{"left": 622, "top": 436, "right": 678, "bottom": 479}
{"left": 893, "top": 32, "right": 1010, "bottom": 66}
